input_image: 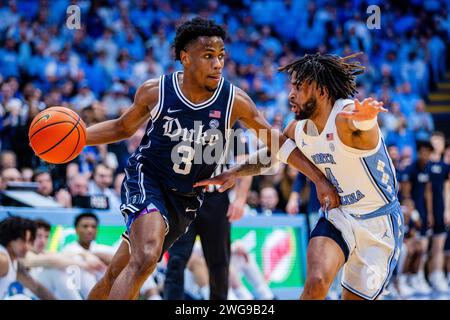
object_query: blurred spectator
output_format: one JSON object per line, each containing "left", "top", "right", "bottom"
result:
{"left": 0, "top": 38, "right": 20, "bottom": 79}
{"left": 32, "top": 171, "right": 69, "bottom": 207}
{"left": 408, "top": 100, "right": 434, "bottom": 142}
{"left": 71, "top": 80, "right": 97, "bottom": 112}
{"left": 68, "top": 174, "right": 89, "bottom": 198}
{"left": 101, "top": 82, "right": 132, "bottom": 118}
{"left": 1, "top": 167, "right": 22, "bottom": 190}
{"left": 0, "top": 150, "right": 17, "bottom": 170}
{"left": 0, "top": 216, "right": 55, "bottom": 300}
{"left": 229, "top": 240, "right": 274, "bottom": 300}
{"left": 400, "top": 141, "right": 434, "bottom": 295}
{"left": 88, "top": 163, "right": 121, "bottom": 211}
{"left": 94, "top": 28, "right": 118, "bottom": 74}
{"left": 20, "top": 168, "right": 33, "bottom": 182}
{"left": 386, "top": 115, "right": 417, "bottom": 160}
{"left": 61, "top": 213, "right": 114, "bottom": 299}
{"left": 395, "top": 82, "right": 421, "bottom": 117}
{"left": 257, "top": 186, "right": 283, "bottom": 216}
{"left": 22, "top": 219, "right": 101, "bottom": 300}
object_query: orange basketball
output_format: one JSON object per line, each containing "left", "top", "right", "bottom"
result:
{"left": 29, "top": 106, "right": 87, "bottom": 164}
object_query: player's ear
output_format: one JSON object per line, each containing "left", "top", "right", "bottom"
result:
{"left": 180, "top": 50, "right": 189, "bottom": 66}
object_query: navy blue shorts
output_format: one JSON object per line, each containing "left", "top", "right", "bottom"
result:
{"left": 310, "top": 217, "right": 350, "bottom": 262}
{"left": 417, "top": 209, "right": 446, "bottom": 236}
{"left": 120, "top": 161, "right": 204, "bottom": 256}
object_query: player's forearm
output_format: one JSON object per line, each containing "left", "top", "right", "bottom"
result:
{"left": 86, "top": 118, "right": 131, "bottom": 145}
{"left": 234, "top": 175, "right": 252, "bottom": 203}
{"left": 285, "top": 148, "right": 325, "bottom": 185}
{"left": 228, "top": 147, "right": 274, "bottom": 177}
{"left": 33, "top": 283, "right": 57, "bottom": 300}
{"left": 93, "top": 252, "right": 114, "bottom": 265}
{"left": 17, "top": 264, "right": 56, "bottom": 300}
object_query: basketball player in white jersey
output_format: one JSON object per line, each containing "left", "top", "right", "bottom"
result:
{"left": 195, "top": 53, "right": 404, "bottom": 300}
{"left": 0, "top": 217, "right": 55, "bottom": 300}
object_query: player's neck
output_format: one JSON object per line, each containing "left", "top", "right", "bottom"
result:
{"left": 309, "top": 100, "right": 333, "bottom": 134}
{"left": 178, "top": 72, "right": 215, "bottom": 104}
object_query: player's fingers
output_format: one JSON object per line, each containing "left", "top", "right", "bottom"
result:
{"left": 219, "top": 180, "right": 234, "bottom": 193}
{"left": 193, "top": 178, "right": 220, "bottom": 187}
{"left": 353, "top": 99, "right": 361, "bottom": 109}
{"left": 331, "top": 194, "right": 340, "bottom": 208}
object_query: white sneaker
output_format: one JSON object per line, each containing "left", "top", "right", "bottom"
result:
{"left": 398, "top": 275, "right": 416, "bottom": 298}
{"left": 409, "top": 273, "right": 432, "bottom": 295}
{"left": 429, "top": 271, "right": 449, "bottom": 293}
{"left": 384, "top": 282, "right": 400, "bottom": 299}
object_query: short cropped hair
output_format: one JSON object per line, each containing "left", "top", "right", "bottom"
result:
{"left": 173, "top": 17, "right": 227, "bottom": 61}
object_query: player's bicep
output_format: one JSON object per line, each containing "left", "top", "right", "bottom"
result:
{"left": 118, "top": 79, "right": 159, "bottom": 136}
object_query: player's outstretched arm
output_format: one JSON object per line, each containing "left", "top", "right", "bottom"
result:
{"left": 86, "top": 79, "right": 159, "bottom": 146}
{"left": 196, "top": 88, "right": 340, "bottom": 210}
{"left": 336, "top": 98, "right": 387, "bottom": 150}
{"left": 16, "top": 261, "right": 56, "bottom": 300}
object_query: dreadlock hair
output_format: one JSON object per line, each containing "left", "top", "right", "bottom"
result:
{"left": 279, "top": 52, "right": 365, "bottom": 103}
{"left": 173, "top": 17, "right": 227, "bottom": 61}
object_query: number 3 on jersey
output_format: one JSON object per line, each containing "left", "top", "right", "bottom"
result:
{"left": 173, "top": 145, "right": 195, "bottom": 175}
{"left": 325, "top": 167, "right": 343, "bottom": 193}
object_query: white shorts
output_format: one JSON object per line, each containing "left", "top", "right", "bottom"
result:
{"left": 315, "top": 200, "right": 403, "bottom": 300}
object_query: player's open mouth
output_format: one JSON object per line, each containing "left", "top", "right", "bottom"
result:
{"left": 289, "top": 102, "right": 301, "bottom": 113}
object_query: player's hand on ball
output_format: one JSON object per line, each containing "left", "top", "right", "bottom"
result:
{"left": 316, "top": 178, "right": 340, "bottom": 211}
{"left": 194, "top": 171, "right": 237, "bottom": 193}
{"left": 339, "top": 98, "right": 387, "bottom": 121}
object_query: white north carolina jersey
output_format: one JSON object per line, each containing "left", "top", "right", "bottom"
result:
{"left": 294, "top": 98, "right": 398, "bottom": 216}
{"left": 0, "top": 245, "right": 18, "bottom": 299}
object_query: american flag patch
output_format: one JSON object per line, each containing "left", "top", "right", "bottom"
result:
{"left": 209, "top": 110, "right": 221, "bottom": 118}
{"left": 326, "top": 133, "right": 334, "bottom": 141}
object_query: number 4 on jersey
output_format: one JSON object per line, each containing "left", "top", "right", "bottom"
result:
{"left": 325, "top": 167, "right": 343, "bottom": 193}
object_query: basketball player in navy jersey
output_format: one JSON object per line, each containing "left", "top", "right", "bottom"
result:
{"left": 164, "top": 125, "right": 251, "bottom": 300}
{"left": 426, "top": 132, "right": 450, "bottom": 292}
{"left": 85, "top": 18, "right": 339, "bottom": 300}
{"left": 401, "top": 142, "right": 434, "bottom": 294}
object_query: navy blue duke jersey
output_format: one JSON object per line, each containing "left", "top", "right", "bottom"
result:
{"left": 401, "top": 161, "right": 431, "bottom": 217}
{"left": 125, "top": 71, "right": 235, "bottom": 197}
{"left": 429, "top": 161, "right": 450, "bottom": 216}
